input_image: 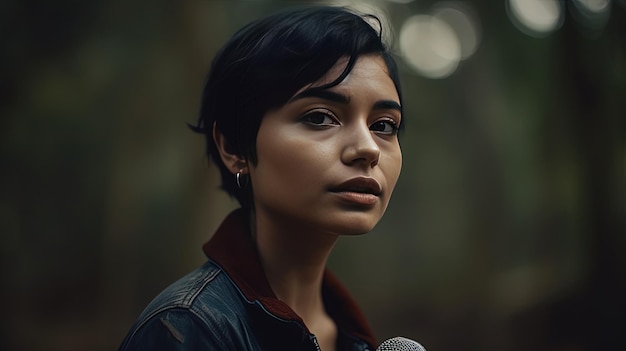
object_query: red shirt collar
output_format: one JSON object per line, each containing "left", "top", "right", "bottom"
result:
{"left": 202, "top": 208, "right": 377, "bottom": 348}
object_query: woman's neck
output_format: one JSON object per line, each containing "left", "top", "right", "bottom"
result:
{"left": 252, "top": 209, "right": 338, "bottom": 326}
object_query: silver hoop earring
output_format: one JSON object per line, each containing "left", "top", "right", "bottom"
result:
{"left": 236, "top": 170, "right": 248, "bottom": 189}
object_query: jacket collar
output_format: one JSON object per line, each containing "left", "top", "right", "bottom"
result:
{"left": 202, "top": 208, "right": 377, "bottom": 349}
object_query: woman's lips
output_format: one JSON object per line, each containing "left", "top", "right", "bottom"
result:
{"left": 329, "top": 177, "right": 382, "bottom": 206}
{"left": 331, "top": 191, "right": 379, "bottom": 206}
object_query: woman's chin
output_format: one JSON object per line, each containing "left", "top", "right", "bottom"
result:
{"left": 322, "top": 214, "right": 380, "bottom": 236}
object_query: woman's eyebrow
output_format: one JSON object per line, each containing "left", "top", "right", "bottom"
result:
{"left": 289, "top": 89, "right": 401, "bottom": 112}
{"left": 289, "top": 89, "right": 350, "bottom": 104}
{"left": 372, "top": 100, "right": 402, "bottom": 112}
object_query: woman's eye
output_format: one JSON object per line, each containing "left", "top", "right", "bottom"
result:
{"left": 370, "top": 120, "right": 399, "bottom": 135}
{"left": 300, "top": 110, "right": 338, "bottom": 127}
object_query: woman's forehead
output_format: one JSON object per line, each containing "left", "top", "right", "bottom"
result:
{"left": 292, "top": 55, "right": 391, "bottom": 97}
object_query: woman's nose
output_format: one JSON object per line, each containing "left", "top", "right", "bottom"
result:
{"left": 341, "top": 124, "right": 381, "bottom": 168}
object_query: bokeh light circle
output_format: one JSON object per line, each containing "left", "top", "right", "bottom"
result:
{"left": 399, "top": 14, "right": 461, "bottom": 79}
{"left": 507, "top": 0, "right": 563, "bottom": 37}
{"left": 433, "top": 2, "right": 481, "bottom": 60}
{"left": 575, "top": 0, "right": 611, "bottom": 13}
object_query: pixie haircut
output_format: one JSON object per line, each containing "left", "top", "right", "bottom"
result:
{"left": 190, "top": 6, "right": 403, "bottom": 208}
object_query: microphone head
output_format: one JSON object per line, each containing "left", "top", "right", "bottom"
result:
{"left": 376, "top": 336, "right": 427, "bottom": 351}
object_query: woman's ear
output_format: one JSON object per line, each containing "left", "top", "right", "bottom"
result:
{"left": 213, "top": 122, "right": 248, "bottom": 174}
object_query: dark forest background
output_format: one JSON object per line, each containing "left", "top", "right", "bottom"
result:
{"left": 1, "top": 0, "right": 624, "bottom": 350}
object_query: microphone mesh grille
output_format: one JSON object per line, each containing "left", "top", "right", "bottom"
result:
{"left": 376, "top": 336, "right": 427, "bottom": 351}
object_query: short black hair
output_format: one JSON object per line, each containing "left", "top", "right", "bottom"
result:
{"left": 190, "top": 5, "right": 403, "bottom": 208}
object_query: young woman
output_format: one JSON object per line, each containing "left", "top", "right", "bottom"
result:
{"left": 120, "top": 5, "right": 403, "bottom": 351}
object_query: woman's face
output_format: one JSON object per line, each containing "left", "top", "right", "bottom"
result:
{"left": 250, "top": 55, "right": 402, "bottom": 235}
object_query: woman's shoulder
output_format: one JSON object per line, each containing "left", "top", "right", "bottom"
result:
{"left": 135, "top": 260, "right": 248, "bottom": 322}
{"left": 119, "top": 260, "right": 259, "bottom": 350}
{"left": 143, "top": 260, "right": 233, "bottom": 311}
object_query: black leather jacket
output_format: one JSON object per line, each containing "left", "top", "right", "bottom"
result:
{"left": 119, "top": 209, "right": 377, "bottom": 350}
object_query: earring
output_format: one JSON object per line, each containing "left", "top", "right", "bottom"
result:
{"left": 236, "top": 169, "right": 249, "bottom": 189}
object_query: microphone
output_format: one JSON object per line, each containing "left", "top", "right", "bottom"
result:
{"left": 376, "top": 336, "right": 427, "bottom": 351}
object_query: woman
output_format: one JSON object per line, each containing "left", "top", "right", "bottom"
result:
{"left": 120, "top": 5, "right": 403, "bottom": 351}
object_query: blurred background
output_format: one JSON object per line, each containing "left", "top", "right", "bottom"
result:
{"left": 1, "top": 0, "right": 624, "bottom": 350}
